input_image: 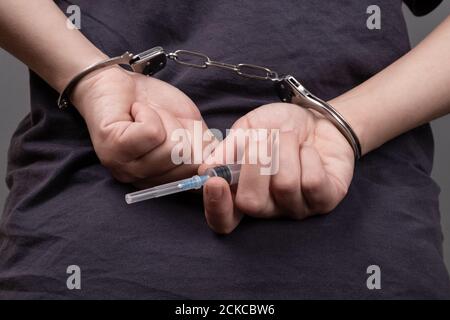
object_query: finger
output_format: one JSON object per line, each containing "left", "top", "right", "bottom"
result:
{"left": 234, "top": 135, "right": 276, "bottom": 218}
{"left": 203, "top": 177, "right": 242, "bottom": 234}
{"left": 270, "top": 131, "right": 305, "bottom": 219}
{"left": 111, "top": 102, "right": 166, "bottom": 163}
{"left": 300, "top": 145, "right": 345, "bottom": 214}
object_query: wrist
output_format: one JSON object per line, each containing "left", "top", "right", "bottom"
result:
{"left": 71, "top": 65, "right": 129, "bottom": 117}
{"left": 52, "top": 49, "right": 109, "bottom": 94}
{"left": 328, "top": 97, "right": 371, "bottom": 156}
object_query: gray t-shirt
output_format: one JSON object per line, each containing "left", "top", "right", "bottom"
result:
{"left": 1, "top": 0, "right": 449, "bottom": 298}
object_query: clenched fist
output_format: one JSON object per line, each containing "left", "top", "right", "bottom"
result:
{"left": 72, "top": 66, "right": 213, "bottom": 187}
{"left": 199, "top": 103, "right": 355, "bottom": 234}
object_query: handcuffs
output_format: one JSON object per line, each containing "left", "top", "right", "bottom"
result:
{"left": 58, "top": 46, "right": 361, "bottom": 160}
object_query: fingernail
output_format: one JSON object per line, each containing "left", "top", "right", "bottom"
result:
{"left": 206, "top": 185, "right": 223, "bottom": 201}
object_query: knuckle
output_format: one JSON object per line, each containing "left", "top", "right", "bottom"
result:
{"left": 235, "top": 193, "right": 266, "bottom": 217}
{"left": 145, "top": 124, "right": 166, "bottom": 146}
{"left": 271, "top": 178, "right": 299, "bottom": 198}
{"left": 302, "top": 176, "right": 324, "bottom": 195}
{"left": 310, "top": 197, "right": 338, "bottom": 216}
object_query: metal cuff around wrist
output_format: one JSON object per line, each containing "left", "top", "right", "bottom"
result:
{"left": 274, "top": 76, "right": 362, "bottom": 159}
{"left": 58, "top": 53, "right": 132, "bottom": 110}
{"left": 57, "top": 47, "right": 167, "bottom": 109}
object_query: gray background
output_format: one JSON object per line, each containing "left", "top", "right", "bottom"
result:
{"left": 0, "top": 3, "right": 449, "bottom": 270}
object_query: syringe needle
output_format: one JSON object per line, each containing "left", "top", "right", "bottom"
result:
{"left": 125, "top": 175, "right": 209, "bottom": 204}
{"left": 125, "top": 164, "right": 241, "bottom": 204}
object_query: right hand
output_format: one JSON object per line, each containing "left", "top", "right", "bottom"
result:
{"left": 72, "top": 66, "right": 214, "bottom": 187}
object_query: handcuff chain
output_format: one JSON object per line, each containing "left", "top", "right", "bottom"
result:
{"left": 167, "top": 50, "right": 282, "bottom": 82}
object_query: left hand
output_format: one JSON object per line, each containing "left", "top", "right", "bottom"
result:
{"left": 199, "top": 103, "right": 355, "bottom": 234}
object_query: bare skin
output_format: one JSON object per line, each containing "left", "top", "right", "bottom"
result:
{"left": 1, "top": 1, "right": 449, "bottom": 233}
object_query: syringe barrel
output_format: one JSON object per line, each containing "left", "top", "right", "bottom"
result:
{"left": 205, "top": 164, "right": 241, "bottom": 185}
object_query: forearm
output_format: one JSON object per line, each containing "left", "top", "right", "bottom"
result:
{"left": 0, "top": 0, "right": 106, "bottom": 92}
{"left": 330, "top": 16, "right": 450, "bottom": 156}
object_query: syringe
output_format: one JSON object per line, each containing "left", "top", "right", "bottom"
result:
{"left": 125, "top": 164, "right": 241, "bottom": 204}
